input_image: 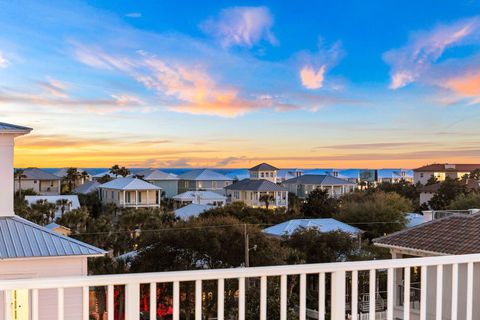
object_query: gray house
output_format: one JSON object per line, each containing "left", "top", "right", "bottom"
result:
{"left": 177, "top": 169, "right": 233, "bottom": 195}
{"left": 282, "top": 174, "right": 357, "bottom": 198}
{"left": 135, "top": 169, "right": 179, "bottom": 198}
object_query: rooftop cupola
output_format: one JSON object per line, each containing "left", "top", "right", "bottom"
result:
{"left": 0, "top": 122, "right": 32, "bottom": 216}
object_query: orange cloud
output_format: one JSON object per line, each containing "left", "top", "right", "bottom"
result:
{"left": 444, "top": 71, "right": 480, "bottom": 97}
{"left": 300, "top": 65, "right": 326, "bottom": 89}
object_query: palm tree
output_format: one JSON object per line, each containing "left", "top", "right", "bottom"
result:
{"left": 259, "top": 194, "right": 275, "bottom": 209}
{"left": 65, "top": 168, "right": 81, "bottom": 192}
{"left": 14, "top": 168, "right": 27, "bottom": 199}
{"left": 80, "top": 170, "right": 90, "bottom": 184}
{"left": 56, "top": 198, "right": 72, "bottom": 216}
{"left": 110, "top": 165, "right": 121, "bottom": 178}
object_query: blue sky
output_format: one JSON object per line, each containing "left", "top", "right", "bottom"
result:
{"left": 1, "top": 0, "right": 480, "bottom": 168}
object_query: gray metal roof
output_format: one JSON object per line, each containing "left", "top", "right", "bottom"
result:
{"left": 283, "top": 174, "right": 356, "bottom": 186}
{"left": 226, "top": 179, "right": 287, "bottom": 192}
{"left": 135, "top": 169, "right": 179, "bottom": 181}
{"left": 0, "top": 216, "right": 106, "bottom": 259}
{"left": 99, "top": 177, "right": 162, "bottom": 190}
{"left": 20, "top": 168, "right": 61, "bottom": 181}
{"left": 0, "top": 122, "right": 32, "bottom": 134}
{"left": 263, "top": 218, "right": 362, "bottom": 237}
{"left": 74, "top": 181, "right": 101, "bottom": 194}
{"left": 249, "top": 163, "right": 279, "bottom": 171}
{"left": 178, "top": 169, "right": 232, "bottom": 181}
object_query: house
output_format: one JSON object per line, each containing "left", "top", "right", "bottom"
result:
{"left": 73, "top": 180, "right": 101, "bottom": 194}
{"left": 135, "top": 168, "right": 179, "bottom": 198}
{"left": 263, "top": 218, "right": 362, "bottom": 237}
{"left": 173, "top": 191, "right": 226, "bottom": 206}
{"left": 91, "top": 171, "right": 117, "bottom": 182}
{"left": 0, "top": 122, "right": 106, "bottom": 320}
{"left": 177, "top": 169, "right": 233, "bottom": 195}
{"left": 374, "top": 214, "right": 480, "bottom": 319}
{"left": 248, "top": 162, "right": 279, "bottom": 183}
{"left": 413, "top": 163, "right": 480, "bottom": 185}
{"left": 175, "top": 203, "right": 214, "bottom": 220}
{"left": 53, "top": 168, "right": 92, "bottom": 187}
{"left": 98, "top": 177, "right": 162, "bottom": 209}
{"left": 226, "top": 180, "right": 288, "bottom": 208}
{"left": 25, "top": 195, "right": 81, "bottom": 219}
{"left": 282, "top": 174, "right": 357, "bottom": 198}
{"left": 418, "top": 178, "right": 480, "bottom": 206}
{"left": 14, "top": 167, "right": 61, "bottom": 195}
{"left": 45, "top": 222, "right": 72, "bottom": 236}
{"left": 276, "top": 169, "right": 304, "bottom": 183}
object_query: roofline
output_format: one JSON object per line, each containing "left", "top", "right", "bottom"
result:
{"left": 0, "top": 122, "right": 33, "bottom": 134}
{"left": 0, "top": 253, "right": 106, "bottom": 261}
{"left": 373, "top": 242, "right": 448, "bottom": 256}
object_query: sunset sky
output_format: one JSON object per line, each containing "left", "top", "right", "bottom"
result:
{"left": 2, "top": 0, "right": 480, "bottom": 169}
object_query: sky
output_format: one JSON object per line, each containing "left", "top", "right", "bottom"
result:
{"left": 1, "top": 0, "right": 480, "bottom": 169}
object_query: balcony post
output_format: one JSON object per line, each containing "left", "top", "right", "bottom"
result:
{"left": 331, "top": 270, "right": 346, "bottom": 320}
{"left": 125, "top": 283, "right": 140, "bottom": 320}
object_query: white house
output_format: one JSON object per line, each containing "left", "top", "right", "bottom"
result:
{"left": 177, "top": 169, "right": 233, "bottom": 195}
{"left": 135, "top": 168, "right": 179, "bottom": 198}
{"left": 413, "top": 163, "right": 480, "bottom": 185}
{"left": 25, "top": 195, "right": 81, "bottom": 219}
{"left": 0, "top": 122, "right": 105, "bottom": 320}
{"left": 282, "top": 174, "right": 357, "bottom": 198}
{"left": 14, "top": 167, "right": 61, "bottom": 195}
{"left": 173, "top": 191, "right": 226, "bottom": 206}
{"left": 99, "top": 177, "right": 162, "bottom": 209}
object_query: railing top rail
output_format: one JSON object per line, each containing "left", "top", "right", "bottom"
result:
{"left": 1, "top": 253, "right": 480, "bottom": 290}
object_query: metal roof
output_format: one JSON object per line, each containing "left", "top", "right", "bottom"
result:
{"left": 99, "top": 177, "right": 162, "bottom": 190}
{"left": 53, "top": 168, "right": 90, "bottom": 178}
{"left": 226, "top": 179, "right": 288, "bottom": 192}
{"left": 173, "top": 191, "right": 226, "bottom": 201}
{"left": 263, "top": 218, "right": 362, "bottom": 237}
{"left": 178, "top": 169, "right": 232, "bottom": 181}
{"left": 19, "top": 168, "right": 61, "bottom": 181}
{"left": 0, "top": 122, "right": 32, "bottom": 134}
{"left": 74, "top": 181, "right": 101, "bottom": 194}
{"left": 175, "top": 204, "right": 214, "bottom": 220}
{"left": 0, "top": 216, "right": 106, "bottom": 259}
{"left": 135, "top": 169, "right": 179, "bottom": 181}
{"left": 25, "top": 195, "right": 81, "bottom": 210}
{"left": 283, "top": 174, "right": 356, "bottom": 185}
{"left": 249, "top": 163, "right": 279, "bottom": 171}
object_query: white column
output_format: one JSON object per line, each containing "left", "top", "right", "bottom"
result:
{"left": 0, "top": 135, "right": 15, "bottom": 216}
{"left": 135, "top": 190, "right": 138, "bottom": 208}
{"left": 146, "top": 190, "right": 149, "bottom": 205}
{"left": 123, "top": 190, "right": 126, "bottom": 207}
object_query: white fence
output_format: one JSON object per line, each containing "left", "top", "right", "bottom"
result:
{"left": 1, "top": 253, "right": 480, "bottom": 320}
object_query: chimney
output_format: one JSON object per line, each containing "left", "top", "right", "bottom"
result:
{"left": 0, "top": 123, "right": 32, "bottom": 216}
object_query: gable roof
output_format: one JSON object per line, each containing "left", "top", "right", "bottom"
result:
{"left": 173, "top": 191, "right": 226, "bottom": 201}
{"left": 225, "top": 179, "right": 287, "bottom": 192}
{"left": 178, "top": 169, "right": 232, "bottom": 181}
{"left": 135, "top": 169, "right": 179, "bottom": 181}
{"left": 74, "top": 181, "right": 101, "bottom": 194}
{"left": 99, "top": 177, "right": 161, "bottom": 190}
{"left": 373, "top": 213, "right": 480, "bottom": 255}
{"left": 0, "top": 216, "right": 105, "bottom": 259}
{"left": 283, "top": 174, "right": 356, "bottom": 185}
{"left": 19, "top": 168, "right": 61, "bottom": 180}
{"left": 263, "top": 218, "right": 361, "bottom": 237}
{"left": 0, "top": 122, "right": 32, "bottom": 134}
{"left": 249, "top": 163, "right": 279, "bottom": 171}
{"left": 413, "top": 163, "right": 480, "bottom": 173}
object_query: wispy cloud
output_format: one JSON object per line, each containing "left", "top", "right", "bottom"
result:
{"left": 0, "top": 51, "right": 8, "bottom": 68}
{"left": 298, "top": 41, "right": 343, "bottom": 90}
{"left": 125, "top": 12, "right": 142, "bottom": 18}
{"left": 384, "top": 17, "right": 480, "bottom": 89}
{"left": 200, "top": 6, "right": 277, "bottom": 48}
{"left": 37, "top": 77, "right": 68, "bottom": 98}
{"left": 315, "top": 142, "right": 435, "bottom": 150}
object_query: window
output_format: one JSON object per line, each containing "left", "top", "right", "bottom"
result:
{"left": 212, "top": 181, "right": 217, "bottom": 189}
{"left": 270, "top": 172, "right": 273, "bottom": 177}
{"left": 261, "top": 172, "right": 264, "bottom": 178}
{"left": 138, "top": 192, "right": 142, "bottom": 203}
{"left": 225, "top": 181, "right": 230, "bottom": 187}
{"left": 420, "top": 173, "right": 424, "bottom": 178}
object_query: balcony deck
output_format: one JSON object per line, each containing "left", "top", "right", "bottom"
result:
{"left": 1, "top": 253, "right": 479, "bottom": 320}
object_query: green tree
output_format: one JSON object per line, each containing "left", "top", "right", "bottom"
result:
{"left": 64, "top": 167, "right": 81, "bottom": 193}
{"left": 428, "top": 177, "right": 468, "bottom": 210}
{"left": 447, "top": 192, "right": 480, "bottom": 210}
{"left": 109, "top": 165, "right": 130, "bottom": 178}
{"left": 30, "top": 200, "right": 57, "bottom": 225}
{"left": 468, "top": 169, "right": 480, "bottom": 180}
{"left": 56, "top": 207, "right": 89, "bottom": 233}
{"left": 300, "top": 188, "right": 339, "bottom": 218}
{"left": 55, "top": 198, "right": 72, "bottom": 216}
{"left": 336, "top": 191, "right": 410, "bottom": 239}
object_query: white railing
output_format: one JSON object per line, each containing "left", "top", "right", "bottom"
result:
{"left": 1, "top": 253, "right": 480, "bottom": 320}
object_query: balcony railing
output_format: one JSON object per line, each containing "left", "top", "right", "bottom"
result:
{"left": 1, "top": 253, "right": 479, "bottom": 320}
